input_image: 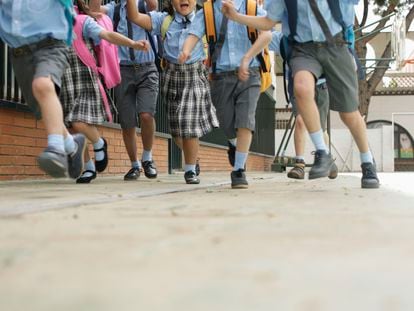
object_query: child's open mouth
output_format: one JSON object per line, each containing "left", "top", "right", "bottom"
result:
{"left": 180, "top": 3, "right": 190, "bottom": 9}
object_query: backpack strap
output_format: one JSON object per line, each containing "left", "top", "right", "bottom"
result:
{"left": 203, "top": 0, "right": 217, "bottom": 61}
{"left": 113, "top": 3, "right": 121, "bottom": 32}
{"left": 58, "top": 0, "right": 75, "bottom": 45}
{"left": 138, "top": 0, "right": 162, "bottom": 71}
{"left": 284, "top": 0, "right": 297, "bottom": 41}
{"left": 245, "top": 0, "right": 268, "bottom": 73}
{"left": 161, "top": 15, "right": 174, "bottom": 40}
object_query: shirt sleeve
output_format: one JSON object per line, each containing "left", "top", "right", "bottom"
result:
{"left": 104, "top": 1, "right": 116, "bottom": 20}
{"left": 149, "top": 11, "right": 168, "bottom": 36}
{"left": 188, "top": 9, "right": 206, "bottom": 39}
{"left": 83, "top": 16, "right": 105, "bottom": 45}
{"left": 268, "top": 31, "right": 283, "bottom": 55}
{"left": 264, "top": 0, "right": 286, "bottom": 22}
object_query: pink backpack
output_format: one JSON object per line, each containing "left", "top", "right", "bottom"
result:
{"left": 73, "top": 13, "right": 121, "bottom": 122}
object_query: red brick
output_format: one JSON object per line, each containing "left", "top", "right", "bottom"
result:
{"left": 0, "top": 156, "right": 15, "bottom": 165}
{"left": 0, "top": 166, "right": 25, "bottom": 175}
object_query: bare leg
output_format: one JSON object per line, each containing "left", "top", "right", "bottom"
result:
{"left": 182, "top": 138, "right": 199, "bottom": 165}
{"left": 122, "top": 128, "right": 138, "bottom": 162}
{"left": 139, "top": 112, "right": 155, "bottom": 152}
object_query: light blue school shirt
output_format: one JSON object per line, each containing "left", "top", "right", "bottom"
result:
{"left": 265, "top": 0, "right": 360, "bottom": 43}
{"left": 149, "top": 11, "right": 204, "bottom": 64}
{"left": 189, "top": 0, "right": 265, "bottom": 72}
{"left": 105, "top": 0, "right": 155, "bottom": 64}
{"left": 82, "top": 16, "right": 104, "bottom": 45}
{"left": 0, "top": 0, "right": 70, "bottom": 48}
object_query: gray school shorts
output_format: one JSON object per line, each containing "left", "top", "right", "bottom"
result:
{"left": 10, "top": 38, "right": 69, "bottom": 119}
{"left": 289, "top": 42, "right": 359, "bottom": 113}
{"left": 291, "top": 82, "right": 329, "bottom": 131}
{"left": 115, "top": 64, "right": 159, "bottom": 129}
{"left": 210, "top": 69, "right": 261, "bottom": 139}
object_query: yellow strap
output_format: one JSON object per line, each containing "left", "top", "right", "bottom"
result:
{"left": 203, "top": 0, "right": 216, "bottom": 44}
{"left": 246, "top": 0, "right": 258, "bottom": 42}
{"left": 161, "top": 15, "right": 173, "bottom": 40}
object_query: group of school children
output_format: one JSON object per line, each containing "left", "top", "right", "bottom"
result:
{"left": 0, "top": 0, "right": 380, "bottom": 189}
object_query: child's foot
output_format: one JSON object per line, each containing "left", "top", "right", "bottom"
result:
{"left": 184, "top": 171, "right": 200, "bottom": 184}
{"left": 142, "top": 160, "right": 157, "bottom": 179}
{"left": 287, "top": 159, "right": 306, "bottom": 179}
{"left": 37, "top": 147, "right": 68, "bottom": 178}
{"left": 124, "top": 167, "right": 140, "bottom": 181}
{"left": 67, "top": 134, "right": 87, "bottom": 179}
{"left": 231, "top": 169, "right": 248, "bottom": 189}
{"left": 76, "top": 170, "right": 97, "bottom": 184}
{"left": 94, "top": 137, "right": 108, "bottom": 173}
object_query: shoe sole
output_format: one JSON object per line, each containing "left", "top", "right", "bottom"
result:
{"left": 328, "top": 172, "right": 338, "bottom": 179}
{"left": 37, "top": 156, "right": 66, "bottom": 178}
{"left": 124, "top": 177, "right": 139, "bottom": 181}
{"left": 287, "top": 173, "right": 305, "bottom": 180}
{"left": 231, "top": 184, "right": 249, "bottom": 189}
{"left": 361, "top": 182, "right": 380, "bottom": 189}
{"left": 68, "top": 137, "right": 87, "bottom": 179}
{"left": 186, "top": 180, "right": 200, "bottom": 184}
{"left": 144, "top": 173, "right": 157, "bottom": 179}
{"left": 309, "top": 163, "right": 335, "bottom": 180}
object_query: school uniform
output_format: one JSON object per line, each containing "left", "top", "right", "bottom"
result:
{"left": 104, "top": 0, "right": 159, "bottom": 130}
{"left": 270, "top": 31, "right": 329, "bottom": 130}
{"left": 189, "top": 0, "right": 266, "bottom": 139}
{"left": 149, "top": 11, "right": 218, "bottom": 138}
{"left": 265, "top": 0, "right": 360, "bottom": 114}
{"left": 60, "top": 17, "right": 107, "bottom": 126}
{"left": 0, "top": 0, "right": 71, "bottom": 119}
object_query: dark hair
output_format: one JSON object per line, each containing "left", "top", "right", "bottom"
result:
{"left": 162, "top": 0, "right": 174, "bottom": 16}
{"left": 75, "top": 0, "right": 90, "bottom": 15}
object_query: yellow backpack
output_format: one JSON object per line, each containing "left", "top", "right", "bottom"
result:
{"left": 203, "top": 0, "right": 272, "bottom": 92}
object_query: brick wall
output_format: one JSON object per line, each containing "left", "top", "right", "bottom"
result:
{"left": 0, "top": 108, "right": 273, "bottom": 180}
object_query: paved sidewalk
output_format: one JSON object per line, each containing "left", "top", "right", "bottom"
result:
{"left": 1, "top": 172, "right": 414, "bottom": 311}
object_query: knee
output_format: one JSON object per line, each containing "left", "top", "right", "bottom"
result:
{"left": 32, "top": 77, "right": 55, "bottom": 100}
{"left": 340, "top": 111, "right": 363, "bottom": 127}
{"left": 139, "top": 112, "right": 154, "bottom": 125}
{"left": 294, "top": 77, "right": 314, "bottom": 102}
{"left": 71, "top": 122, "right": 87, "bottom": 133}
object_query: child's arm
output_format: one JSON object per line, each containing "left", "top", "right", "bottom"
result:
{"left": 126, "top": 0, "right": 153, "bottom": 30}
{"left": 178, "top": 34, "right": 200, "bottom": 64}
{"left": 221, "top": 0, "right": 276, "bottom": 30}
{"left": 239, "top": 31, "right": 272, "bottom": 81}
{"left": 99, "top": 30, "right": 150, "bottom": 51}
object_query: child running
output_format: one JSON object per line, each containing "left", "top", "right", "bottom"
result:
{"left": 0, "top": 0, "right": 86, "bottom": 179}
{"left": 125, "top": 0, "right": 219, "bottom": 184}
{"left": 179, "top": 0, "right": 271, "bottom": 189}
{"left": 61, "top": 0, "right": 150, "bottom": 183}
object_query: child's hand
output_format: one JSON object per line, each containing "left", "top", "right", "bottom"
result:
{"left": 238, "top": 56, "right": 251, "bottom": 81}
{"left": 222, "top": 0, "right": 238, "bottom": 20}
{"left": 132, "top": 40, "right": 150, "bottom": 51}
{"left": 178, "top": 50, "right": 191, "bottom": 64}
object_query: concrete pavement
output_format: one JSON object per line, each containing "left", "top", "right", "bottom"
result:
{"left": 0, "top": 172, "right": 414, "bottom": 311}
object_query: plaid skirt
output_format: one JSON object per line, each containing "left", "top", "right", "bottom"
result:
{"left": 162, "top": 61, "right": 219, "bottom": 138}
{"left": 60, "top": 47, "right": 107, "bottom": 126}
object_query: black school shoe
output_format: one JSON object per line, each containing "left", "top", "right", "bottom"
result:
{"left": 76, "top": 170, "right": 97, "bottom": 184}
{"left": 231, "top": 169, "right": 248, "bottom": 189}
{"left": 184, "top": 171, "right": 200, "bottom": 184}
{"left": 195, "top": 159, "right": 200, "bottom": 176}
{"left": 361, "top": 162, "right": 380, "bottom": 189}
{"left": 142, "top": 160, "right": 157, "bottom": 179}
{"left": 37, "top": 146, "right": 68, "bottom": 178}
{"left": 67, "top": 134, "right": 87, "bottom": 179}
{"left": 308, "top": 150, "right": 335, "bottom": 180}
{"left": 94, "top": 137, "right": 108, "bottom": 173}
{"left": 124, "top": 167, "right": 140, "bottom": 181}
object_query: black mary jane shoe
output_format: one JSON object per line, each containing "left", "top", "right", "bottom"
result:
{"left": 94, "top": 138, "right": 108, "bottom": 173}
{"left": 76, "top": 170, "right": 97, "bottom": 184}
